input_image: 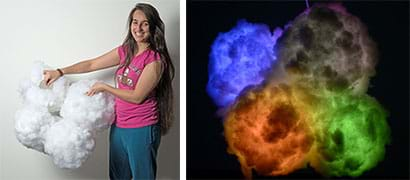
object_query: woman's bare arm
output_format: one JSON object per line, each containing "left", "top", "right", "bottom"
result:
{"left": 87, "top": 60, "right": 163, "bottom": 104}
{"left": 43, "top": 47, "right": 120, "bottom": 86}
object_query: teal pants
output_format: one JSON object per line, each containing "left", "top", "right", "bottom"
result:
{"left": 109, "top": 124, "right": 161, "bottom": 180}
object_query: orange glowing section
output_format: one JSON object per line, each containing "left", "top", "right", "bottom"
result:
{"left": 224, "top": 84, "right": 314, "bottom": 178}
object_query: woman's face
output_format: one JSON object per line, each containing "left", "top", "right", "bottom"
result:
{"left": 131, "top": 10, "right": 150, "bottom": 43}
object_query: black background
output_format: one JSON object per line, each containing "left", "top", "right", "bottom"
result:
{"left": 187, "top": 1, "right": 409, "bottom": 179}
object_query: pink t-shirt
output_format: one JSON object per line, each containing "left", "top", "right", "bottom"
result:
{"left": 115, "top": 45, "right": 161, "bottom": 128}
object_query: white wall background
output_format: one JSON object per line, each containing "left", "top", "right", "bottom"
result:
{"left": 0, "top": 0, "right": 180, "bottom": 179}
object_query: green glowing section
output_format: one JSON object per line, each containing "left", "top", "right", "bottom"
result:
{"left": 309, "top": 90, "right": 390, "bottom": 177}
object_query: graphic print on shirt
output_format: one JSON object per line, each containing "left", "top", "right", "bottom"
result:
{"left": 117, "top": 64, "right": 142, "bottom": 87}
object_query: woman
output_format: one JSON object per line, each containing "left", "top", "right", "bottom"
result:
{"left": 43, "top": 3, "right": 174, "bottom": 179}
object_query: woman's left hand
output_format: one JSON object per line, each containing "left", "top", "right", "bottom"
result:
{"left": 86, "top": 82, "right": 108, "bottom": 96}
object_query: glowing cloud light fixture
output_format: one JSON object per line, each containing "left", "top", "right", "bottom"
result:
{"left": 207, "top": 3, "right": 390, "bottom": 179}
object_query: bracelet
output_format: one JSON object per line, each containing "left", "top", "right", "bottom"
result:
{"left": 56, "top": 68, "right": 64, "bottom": 77}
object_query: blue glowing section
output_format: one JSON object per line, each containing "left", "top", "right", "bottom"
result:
{"left": 207, "top": 20, "right": 283, "bottom": 107}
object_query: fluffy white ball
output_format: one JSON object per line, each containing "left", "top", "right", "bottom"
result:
{"left": 15, "top": 62, "right": 115, "bottom": 169}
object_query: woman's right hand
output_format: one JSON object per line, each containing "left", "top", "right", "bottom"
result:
{"left": 43, "top": 70, "right": 62, "bottom": 86}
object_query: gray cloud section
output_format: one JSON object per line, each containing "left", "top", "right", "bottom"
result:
{"left": 275, "top": 4, "right": 378, "bottom": 94}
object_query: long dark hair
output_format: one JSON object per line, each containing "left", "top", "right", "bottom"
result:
{"left": 120, "top": 3, "right": 175, "bottom": 135}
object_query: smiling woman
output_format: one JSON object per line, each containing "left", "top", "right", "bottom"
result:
{"left": 131, "top": 11, "right": 150, "bottom": 42}
{"left": 42, "top": 3, "right": 175, "bottom": 180}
